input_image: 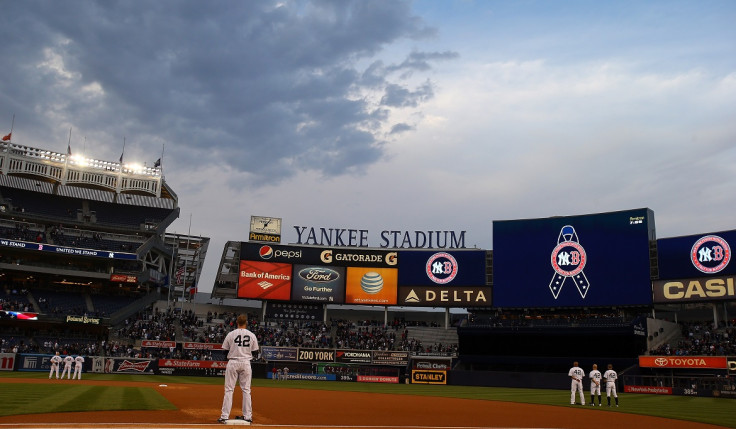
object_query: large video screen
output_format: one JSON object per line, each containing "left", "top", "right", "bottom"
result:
{"left": 492, "top": 208, "right": 655, "bottom": 308}
{"left": 657, "top": 230, "right": 735, "bottom": 279}
{"left": 397, "top": 250, "right": 486, "bottom": 286}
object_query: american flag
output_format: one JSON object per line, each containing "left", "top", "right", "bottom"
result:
{"left": 175, "top": 265, "right": 185, "bottom": 285}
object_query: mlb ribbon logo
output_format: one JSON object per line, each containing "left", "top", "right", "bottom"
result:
{"left": 549, "top": 225, "right": 591, "bottom": 299}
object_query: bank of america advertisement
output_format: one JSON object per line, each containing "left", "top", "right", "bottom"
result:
{"left": 291, "top": 265, "right": 346, "bottom": 303}
{"left": 345, "top": 267, "right": 398, "bottom": 305}
{"left": 238, "top": 260, "right": 292, "bottom": 301}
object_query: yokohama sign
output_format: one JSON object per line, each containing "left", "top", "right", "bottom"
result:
{"left": 639, "top": 356, "right": 727, "bottom": 369}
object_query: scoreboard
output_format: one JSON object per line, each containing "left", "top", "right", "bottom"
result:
{"left": 492, "top": 208, "right": 655, "bottom": 308}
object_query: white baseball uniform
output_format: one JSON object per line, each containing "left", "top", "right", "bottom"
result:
{"left": 589, "top": 369, "right": 602, "bottom": 396}
{"left": 568, "top": 365, "right": 585, "bottom": 405}
{"left": 49, "top": 354, "right": 62, "bottom": 379}
{"left": 61, "top": 355, "right": 74, "bottom": 379}
{"left": 73, "top": 356, "right": 85, "bottom": 379}
{"left": 604, "top": 369, "right": 618, "bottom": 398}
{"left": 589, "top": 368, "right": 602, "bottom": 405}
{"left": 219, "top": 326, "right": 259, "bottom": 421}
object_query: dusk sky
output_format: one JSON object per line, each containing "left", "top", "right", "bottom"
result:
{"left": 1, "top": 1, "right": 734, "bottom": 293}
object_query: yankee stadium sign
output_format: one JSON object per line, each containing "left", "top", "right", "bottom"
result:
{"left": 293, "top": 226, "right": 467, "bottom": 249}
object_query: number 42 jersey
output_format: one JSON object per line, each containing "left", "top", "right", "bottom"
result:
{"left": 222, "top": 328, "right": 259, "bottom": 361}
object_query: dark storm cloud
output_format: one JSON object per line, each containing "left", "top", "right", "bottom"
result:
{"left": 0, "top": 0, "right": 456, "bottom": 181}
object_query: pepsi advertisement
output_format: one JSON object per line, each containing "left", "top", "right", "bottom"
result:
{"left": 398, "top": 250, "right": 487, "bottom": 286}
{"left": 492, "top": 208, "right": 655, "bottom": 308}
{"left": 657, "top": 230, "right": 735, "bottom": 279}
{"left": 240, "top": 242, "right": 398, "bottom": 267}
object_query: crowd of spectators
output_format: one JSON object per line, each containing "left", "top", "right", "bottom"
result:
{"left": 467, "top": 310, "right": 628, "bottom": 328}
{"left": 0, "top": 288, "right": 32, "bottom": 313}
{"left": 117, "top": 306, "right": 178, "bottom": 342}
{"left": 649, "top": 321, "right": 736, "bottom": 356}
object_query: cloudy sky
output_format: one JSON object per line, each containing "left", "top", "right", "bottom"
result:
{"left": 1, "top": 0, "right": 734, "bottom": 293}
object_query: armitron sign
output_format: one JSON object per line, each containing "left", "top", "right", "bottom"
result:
{"left": 639, "top": 356, "right": 727, "bottom": 369}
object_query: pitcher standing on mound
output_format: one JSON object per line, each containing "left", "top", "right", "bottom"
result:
{"left": 218, "top": 314, "right": 259, "bottom": 424}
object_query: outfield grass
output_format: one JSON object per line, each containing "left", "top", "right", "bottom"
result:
{"left": 0, "top": 379, "right": 176, "bottom": 417}
{"left": 1, "top": 372, "right": 734, "bottom": 427}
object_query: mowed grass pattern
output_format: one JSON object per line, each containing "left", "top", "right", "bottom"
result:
{"left": 0, "top": 382, "right": 176, "bottom": 417}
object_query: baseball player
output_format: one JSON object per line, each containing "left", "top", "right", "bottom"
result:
{"left": 61, "top": 354, "right": 74, "bottom": 379}
{"left": 603, "top": 363, "right": 619, "bottom": 407}
{"left": 568, "top": 361, "right": 585, "bottom": 405}
{"left": 589, "top": 364, "right": 602, "bottom": 406}
{"left": 72, "top": 355, "right": 85, "bottom": 380}
{"left": 49, "top": 352, "right": 62, "bottom": 379}
{"left": 218, "top": 314, "right": 259, "bottom": 424}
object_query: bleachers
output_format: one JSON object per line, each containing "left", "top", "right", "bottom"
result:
{"left": 88, "top": 200, "right": 173, "bottom": 227}
{"left": 32, "top": 289, "right": 89, "bottom": 316}
{"left": 90, "top": 294, "right": 139, "bottom": 317}
{"left": 0, "top": 187, "right": 79, "bottom": 219}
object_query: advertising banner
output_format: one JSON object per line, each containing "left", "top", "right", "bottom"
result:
{"left": 260, "top": 346, "right": 299, "bottom": 361}
{"left": 141, "top": 340, "right": 176, "bottom": 348}
{"left": 624, "top": 385, "right": 673, "bottom": 395}
{"left": 265, "top": 303, "right": 322, "bottom": 321}
{"left": 0, "top": 238, "right": 136, "bottom": 260}
{"left": 297, "top": 348, "right": 335, "bottom": 363}
{"left": 398, "top": 286, "right": 490, "bottom": 307}
{"left": 241, "top": 242, "right": 399, "bottom": 268}
{"left": 335, "top": 350, "right": 372, "bottom": 364}
{"left": 156, "top": 359, "right": 227, "bottom": 377}
{"left": 492, "top": 208, "right": 655, "bottom": 308}
{"left": 652, "top": 276, "right": 736, "bottom": 303}
{"left": 639, "top": 356, "right": 728, "bottom": 369}
{"left": 357, "top": 375, "right": 399, "bottom": 384}
{"left": 110, "top": 274, "right": 138, "bottom": 283}
{"left": 238, "top": 260, "right": 292, "bottom": 301}
{"left": 398, "top": 250, "right": 486, "bottom": 286}
{"left": 241, "top": 242, "right": 322, "bottom": 264}
{"left": 98, "top": 357, "right": 156, "bottom": 374}
{"left": 182, "top": 342, "right": 224, "bottom": 350}
{"left": 0, "top": 353, "right": 15, "bottom": 371}
{"left": 412, "top": 370, "right": 447, "bottom": 384}
{"left": 291, "top": 264, "right": 345, "bottom": 303}
{"left": 16, "top": 353, "right": 56, "bottom": 372}
{"left": 657, "top": 230, "right": 735, "bottom": 279}
{"left": 372, "top": 351, "right": 409, "bottom": 366}
{"left": 344, "top": 267, "right": 398, "bottom": 305}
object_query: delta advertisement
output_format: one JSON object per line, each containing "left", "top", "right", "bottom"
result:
{"left": 396, "top": 250, "right": 489, "bottom": 307}
{"left": 492, "top": 208, "right": 655, "bottom": 308}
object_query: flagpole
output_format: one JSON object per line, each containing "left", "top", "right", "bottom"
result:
{"left": 67, "top": 127, "right": 72, "bottom": 155}
{"left": 168, "top": 231, "right": 176, "bottom": 309}
{"left": 181, "top": 214, "right": 192, "bottom": 310}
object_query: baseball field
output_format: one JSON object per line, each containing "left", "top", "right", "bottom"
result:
{"left": 0, "top": 372, "right": 733, "bottom": 429}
